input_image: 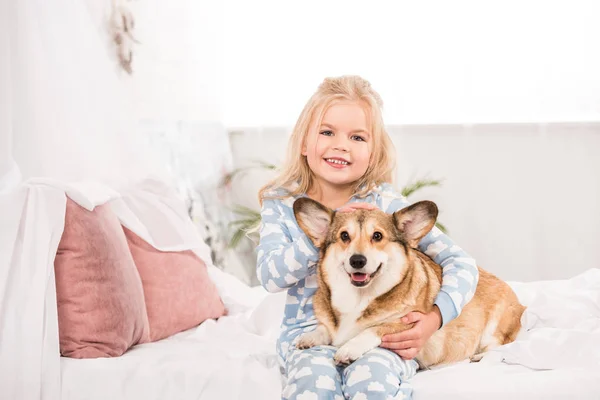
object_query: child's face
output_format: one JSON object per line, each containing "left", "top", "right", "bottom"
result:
{"left": 302, "top": 101, "right": 372, "bottom": 190}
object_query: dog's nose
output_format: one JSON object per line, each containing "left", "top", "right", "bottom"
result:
{"left": 349, "top": 254, "right": 367, "bottom": 269}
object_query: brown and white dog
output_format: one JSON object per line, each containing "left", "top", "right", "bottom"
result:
{"left": 293, "top": 198, "right": 526, "bottom": 368}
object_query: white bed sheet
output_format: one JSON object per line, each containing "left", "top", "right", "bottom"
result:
{"left": 61, "top": 287, "right": 284, "bottom": 400}
{"left": 61, "top": 269, "right": 600, "bottom": 400}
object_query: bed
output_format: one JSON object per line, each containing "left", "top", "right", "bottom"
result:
{"left": 57, "top": 268, "right": 600, "bottom": 400}
{"left": 2, "top": 180, "right": 599, "bottom": 400}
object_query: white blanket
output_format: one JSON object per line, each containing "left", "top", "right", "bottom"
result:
{"left": 493, "top": 269, "right": 600, "bottom": 370}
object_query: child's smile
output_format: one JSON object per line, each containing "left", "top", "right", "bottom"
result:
{"left": 324, "top": 157, "right": 351, "bottom": 169}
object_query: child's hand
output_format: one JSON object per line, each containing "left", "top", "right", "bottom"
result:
{"left": 380, "top": 306, "right": 442, "bottom": 360}
{"left": 338, "top": 203, "right": 378, "bottom": 212}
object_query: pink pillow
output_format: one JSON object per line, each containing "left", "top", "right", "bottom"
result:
{"left": 123, "top": 227, "right": 226, "bottom": 342}
{"left": 54, "top": 199, "right": 149, "bottom": 358}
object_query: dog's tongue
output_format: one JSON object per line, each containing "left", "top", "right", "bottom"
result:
{"left": 351, "top": 273, "right": 368, "bottom": 282}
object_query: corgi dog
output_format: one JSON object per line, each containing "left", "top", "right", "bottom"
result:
{"left": 292, "top": 198, "right": 526, "bottom": 368}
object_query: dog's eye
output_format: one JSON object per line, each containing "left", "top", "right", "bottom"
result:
{"left": 340, "top": 231, "right": 350, "bottom": 242}
{"left": 373, "top": 232, "right": 383, "bottom": 241}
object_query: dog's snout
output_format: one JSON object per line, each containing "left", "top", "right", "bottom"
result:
{"left": 349, "top": 254, "right": 367, "bottom": 269}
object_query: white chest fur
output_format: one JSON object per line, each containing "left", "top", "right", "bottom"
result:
{"left": 327, "top": 270, "right": 407, "bottom": 347}
{"left": 329, "top": 284, "right": 378, "bottom": 347}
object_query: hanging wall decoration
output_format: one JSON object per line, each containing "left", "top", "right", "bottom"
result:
{"left": 110, "top": 0, "right": 138, "bottom": 74}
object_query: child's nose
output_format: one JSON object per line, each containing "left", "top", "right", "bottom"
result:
{"left": 332, "top": 136, "right": 349, "bottom": 152}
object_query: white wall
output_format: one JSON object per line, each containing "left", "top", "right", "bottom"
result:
{"left": 223, "top": 0, "right": 600, "bottom": 127}
{"left": 228, "top": 123, "right": 600, "bottom": 283}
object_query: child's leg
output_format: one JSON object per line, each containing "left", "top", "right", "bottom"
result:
{"left": 282, "top": 345, "right": 344, "bottom": 400}
{"left": 342, "top": 347, "right": 418, "bottom": 400}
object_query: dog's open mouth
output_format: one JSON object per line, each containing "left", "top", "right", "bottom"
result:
{"left": 349, "top": 264, "right": 382, "bottom": 287}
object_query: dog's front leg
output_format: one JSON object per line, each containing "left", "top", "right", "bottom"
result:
{"left": 334, "top": 322, "right": 413, "bottom": 365}
{"left": 334, "top": 328, "right": 381, "bottom": 365}
{"left": 296, "top": 324, "right": 332, "bottom": 349}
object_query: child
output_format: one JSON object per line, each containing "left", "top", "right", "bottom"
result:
{"left": 256, "top": 76, "right": 479, "bottom": 400}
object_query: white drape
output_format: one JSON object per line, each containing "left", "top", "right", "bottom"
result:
{"left": 0, "top": 0, "right": 19, "bottom": 191}
{"left": 0, "top": 1, "right": 172, "bottom": 398}
{"left": 0, "top": 0, "right": 163, "bottom": 190}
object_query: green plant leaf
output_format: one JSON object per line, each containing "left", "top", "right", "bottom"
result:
{"left": 227, "top": 203, "right": 262, "bottom": 248}
{"left": 229, "top": 228, "right": 248, "bottom": 249}
{"left": 230, "top": 204, "right": 261, "bottom": 217}
{"left": 220, "top": 167, "right": 248, "bottom": 187}
{"left": 228, "top": 223, "right": 260, "bottom": 248}
{"left": 253, "top": 160, "right": 278, "bottom": 170}
{"left": 401, "top": 179, "right": 444, "bottom": 198}
{"left": 435, "top": 221, "right": 448, "bottom": 234}
{"left": 220, "top": 160, "right": 279, "bottom": 188}
{"left": 228, "top": 219, "right": 258, "bottom": 230}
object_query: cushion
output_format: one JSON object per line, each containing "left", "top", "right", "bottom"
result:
{"left": 123, "top": 226, "right": 226, "bottom": 342}
{"left": 54, "top": 198, "right": 149, "bottom": 358}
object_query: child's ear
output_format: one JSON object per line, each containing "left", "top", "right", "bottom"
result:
{"left": 293, "top": 198, "right": 333, "bottom": 248}
{"left": 393, "top": 201, "right": 438, "bottom": 248}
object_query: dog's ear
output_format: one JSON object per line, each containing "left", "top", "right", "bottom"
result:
{"left": 293, "top": 198, "right": 334, "bottom": 248}
{"left": 393, "top": 201, "right": 438, "bottom": 248}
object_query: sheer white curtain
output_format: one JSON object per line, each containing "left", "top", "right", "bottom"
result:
{"left": 0, "top": 0, "right": 19, "bottom": 191}
{"left": 0, "top": 0, "right": 162, "bottom": 191}
{"left": 0, "top": 2, "right": 182, "bottom": 398}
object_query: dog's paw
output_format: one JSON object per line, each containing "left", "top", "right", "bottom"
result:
{"left": 296, "top": 328, "right": 330, "bottom": 349}
{"left": 334, "top": 342, "right": 367, "bottom": 366}
{"left": 295, "top": 334, "right": 314, "bottom": 350}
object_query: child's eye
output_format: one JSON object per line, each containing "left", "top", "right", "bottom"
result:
{"left": 320, "top": 130, "right": 334, "bottom": 136}
{"left": 351, "top": 135, "right": 365, "bottom": 142}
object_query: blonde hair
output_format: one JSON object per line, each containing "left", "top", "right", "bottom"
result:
{"left": 258, "top": 75, "right": 396, "bottom": 204}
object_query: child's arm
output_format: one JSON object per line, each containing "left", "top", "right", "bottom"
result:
{"left": 255, "top": 198, "right": 320, "bottom": 293}
{"left": 379, "top": 186, "right": 479, "bottom": 327}
{"left": 416, "top": 226, "right": 478, "bottom": 327}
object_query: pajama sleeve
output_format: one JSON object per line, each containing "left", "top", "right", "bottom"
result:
{"left": 255, "top": 197, "right": 320, "bottom": 293}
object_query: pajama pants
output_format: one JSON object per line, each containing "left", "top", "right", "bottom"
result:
{"left": 279, "top": 328, "right": 419, "bottom": 400}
